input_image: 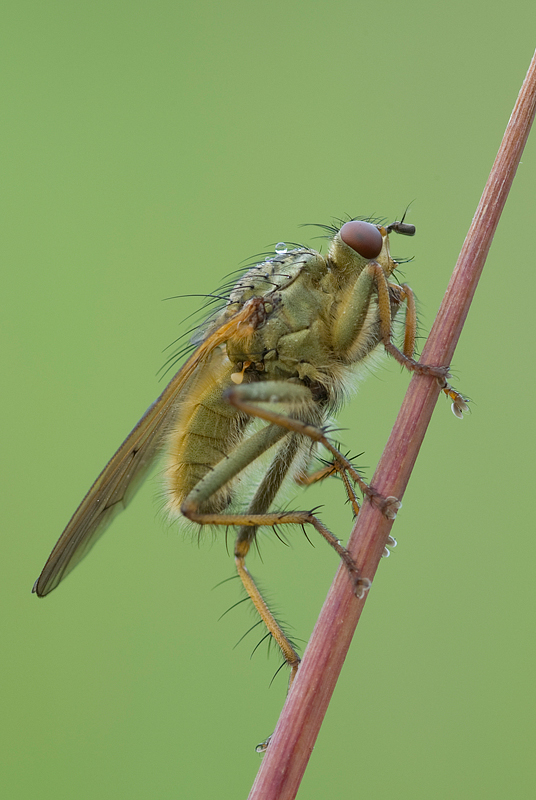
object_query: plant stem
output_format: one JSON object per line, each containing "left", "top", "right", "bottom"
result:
{"left": 248, "top": 48, "right": 536, "bottom": 800}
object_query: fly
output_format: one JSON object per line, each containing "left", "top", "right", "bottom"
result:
{"left": 33, "top": 217, "right": 467, "bottom": 740}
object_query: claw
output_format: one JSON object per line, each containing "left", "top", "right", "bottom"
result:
{"left": 451, "top": 396, "right": 470, "bottom": 418}
{"left": 355, "top": 577, "right": 371, "bottom": 599}
{"left": 382, "top": 495, "right": 401, "bottom": 520}
{"left": 440, "top": 383, "right": 470, "bottom": 418}
{"left": 382, "top": 534, "right": 398, "bottom": 558}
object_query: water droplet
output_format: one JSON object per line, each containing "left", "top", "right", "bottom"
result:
{"left": 275, "top": 242, "right": 288, "bottom": 254}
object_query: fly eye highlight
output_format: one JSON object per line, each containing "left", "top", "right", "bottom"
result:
{"left": 339, "top": 220, "right": 383, "bottom": 260}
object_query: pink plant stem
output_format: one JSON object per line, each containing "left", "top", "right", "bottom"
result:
{"left": 248, "top": 50, "right": 536, "bottom": 800}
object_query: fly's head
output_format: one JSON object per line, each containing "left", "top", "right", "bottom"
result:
{"left": 328, "top": 219, "right": 415, "bottom": 281}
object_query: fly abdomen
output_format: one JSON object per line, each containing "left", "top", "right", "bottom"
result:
{"left": 165, "top": 354, "right": 249, "bottom": 515}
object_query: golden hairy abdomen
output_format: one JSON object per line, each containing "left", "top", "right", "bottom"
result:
{"left": 165, "top": 349, "right": 248, "bottom": 516}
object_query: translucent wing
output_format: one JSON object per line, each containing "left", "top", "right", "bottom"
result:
{"left": 33, "top": 300, "right": 261, "bottom": 596}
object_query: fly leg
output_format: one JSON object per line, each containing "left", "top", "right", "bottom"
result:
{"left": 234, "top": 527, "right": 301, "bottom": 685}
{"left": 223, "top": 381, "right": 400, "bottom": 519}
{"left": 296, "top": 455, "right": 362, "bottom": 517}
{"left": 180, "top": 414, "right": 368, "bottom": 685}
{"left": 180, "top": 382, "right": 375, "bottom": 751}
{"left": 376, "top": 269, "right": 469, "bottom": 417}
{"left": 180, "top": 422, "right": 304, "bottom": 682}
{"left": 180, "top": 416, "right": 370, "bottom": 598}
{"left": 180, "top": 381, "right": 377, "bottom": 595}
{"left": 297, "top": 455, "right": 400, "bottom": 559}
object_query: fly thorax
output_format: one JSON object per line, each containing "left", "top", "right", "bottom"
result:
{"left": 227, "top": 249, "right": 325, "bottom": 307}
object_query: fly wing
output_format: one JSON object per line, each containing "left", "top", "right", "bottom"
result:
{"left": 33, "top": 299, "right": 263, "bottom": 596}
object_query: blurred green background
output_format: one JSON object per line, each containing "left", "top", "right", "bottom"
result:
{"left": 2, "top": 1, "right": 535, "bottom": 798}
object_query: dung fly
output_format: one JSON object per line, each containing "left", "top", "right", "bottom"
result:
{"left": 33, "top": 217, "right": 467, "bottom": 728}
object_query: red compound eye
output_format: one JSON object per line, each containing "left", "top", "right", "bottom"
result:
{"left": 339, "top": 220, "right": 383, "bottom": 260}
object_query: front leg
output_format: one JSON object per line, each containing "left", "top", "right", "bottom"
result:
{"left": 373, "top": 267, "right": 470, "bottom": 418}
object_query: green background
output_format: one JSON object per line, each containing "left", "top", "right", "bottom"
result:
{"left": 2, "top": 1, "right": 535, "bottom": 798}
